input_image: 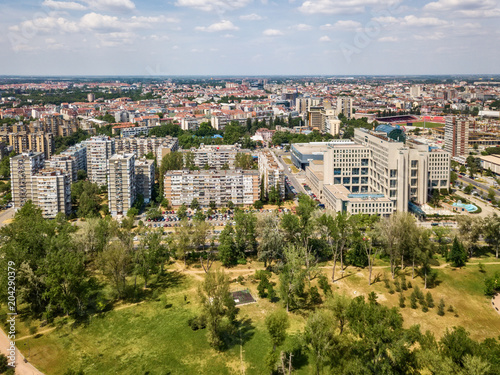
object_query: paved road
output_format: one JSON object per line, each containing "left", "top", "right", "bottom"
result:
{"left": 275, "top": 151, "right": 308, "bottom": 195}
{"left": 458, "top": 176, "right": 500, "bottom": 198}
{"left": 0, "top": 327, "right": 44, "bottom": 375}
{"left": 0, "top": 207, "right": 14, "bottom": 228}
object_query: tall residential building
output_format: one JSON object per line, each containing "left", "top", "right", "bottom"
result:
{"left": 135, "top": 158, "right": 155, "bottom": 203}
{"left": 444, "top": 116, "right": 470, "bottom": 157}
{"left": 164, "top": 169, "right": 259, "bottom": 207}
{"left": 186, "top": 145, "right": 240, "bottom": 169}
{"left": 336, "top": 97, "right": 353, "bottom": 119}
{"left": 31, "top": 169, "right": 71, "bottom": 218}
{"left": 308, "top": 107, "right": 323, "bottom": 129}
{"left": 258, "top": 150, "right": 285, "bottom": 198}
{"left": 10, "top": 151, "right": 45, "bottom": 210}
{"left": 85, "top": 136, "right": 115, "bottom": 186}
{"left": 108, "top": 153, "right": 136, "bottom": 216}
{"left": 61, "top": 142, "right": 87, "bottom": 172}
{"left": 116, "top": 136, "right": 178, "bottom": 160}
{"left": 45, "top": 155, "right": 77, "bottom": 182}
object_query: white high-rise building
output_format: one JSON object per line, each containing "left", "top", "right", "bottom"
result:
{"left": 336, "top": 97, "right": 353, "bottom": 119}
{"left": 31, "top": 169, "right": 71, "bottom": 218}
{"left": 85, "top": 136, "right": 115, "bottom": 187}
{"left": 108, "top": 153, "right": 136, "bottom": 216}
{"left": 10, "top": 151, "right": 45, "bottom": 210}
{"left": 444, "top": 116, "right": 470, "bottom": 157}
{"left": 135, "top": 158, "right": 155, "bottom": 203}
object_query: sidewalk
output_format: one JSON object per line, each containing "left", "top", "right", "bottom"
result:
{"left": 0, "top": 327, "right": 44, "bottom": 375}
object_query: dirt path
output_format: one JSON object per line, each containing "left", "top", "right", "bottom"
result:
{"left": 0, "top": 327, "right": 44, "bottom": 375}
{"left": 492, "top": 294, "right": 500, "bottom": 316}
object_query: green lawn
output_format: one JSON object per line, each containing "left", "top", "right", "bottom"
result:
{"left": 14, "top": 261, "right": 500, "bottom": 374}
{"left": 412, "top": 122, "right": 444, "bottom": 128}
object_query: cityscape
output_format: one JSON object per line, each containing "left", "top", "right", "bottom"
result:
{"left": 1, "top": 0, "right": 500, "bottom": 374}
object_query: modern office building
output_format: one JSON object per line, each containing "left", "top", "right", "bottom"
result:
{"left": 108, "top": 153, "right": 136, "bottom": 216}
{"left": 304, "top": 126, "right": 450, "bottom": 215}
{"left": 85, "top": 136, "right": 116, "bottom": 186}
{"left": 291, "top": 140, "right": 355, "bottom": 169}
{"left": 258, "top": 149, "right": 285, "bottom": 198}
{"left": 444, "top": 116, "right": 470, "bottom": 157}
{"left": 164, "top": 169, "right": 259, "bottom": 207}
{"left": 45, "top": 155, "right": 77, "bottom": 182}
{"left": 135, "top": 158, "right": 155, "bottom": 203}
{"left": 31, "top": 168, "right": 71, "bottom": 218}
{"left": 10, "top": 151, "right": 45, "bottom": 210}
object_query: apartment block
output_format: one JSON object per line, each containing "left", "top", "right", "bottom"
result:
{"left": 135, "top": 158, "right": 155, "bottom": 203}
{"left": 444, "top": 116, "right": 470, "bottom": 157}
{"left": 115, "top": 136, "right": 178, "bottom": 161}
{"left": 61, "top": 142, "right": 87, "bottom": 172}
{"left": 85, "top": 136, "right": 115, "bottom": 186}
{"left": 258, "top": 149, "right": 285, "bottom": 198}
{"left": 164, "top": 169, "right": 259, "bottom": 207}
{"left": 186, "top": 144, "right": 240, "bottom": 169}
{"left": 10, "top": 151, "right": 45, "bottom": 210}
{"left": 45, "top": 154, "right": 77, "bottom": 182}
{"left": 108, "top": 153, "right": 136, "bottom": 216}
{"left": 31, "top": 168, "right": 71, "bottom": 218}
{"left": 336, "top": 97, "right": 353, "bottom": 119}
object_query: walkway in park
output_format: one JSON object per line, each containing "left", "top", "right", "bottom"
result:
{"left": 0, "top": 327, "right": 44, "bottom": 375}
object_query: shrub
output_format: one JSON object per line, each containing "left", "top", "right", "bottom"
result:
{"left": 401, "top": 274, "right": 407, "bottom": 290}
{"left": 309, "top": 286, "right": 322, "bottom": 305}
{"left": 188, "top": 315, "right": 207, "bottom": 331}
{"left": 438, "top": 299, "right": 445, "bottom": 316}
{"left": 410, "top": 291, "right": 418, "bottom": 309}
{"left": 394, "top": 280, "right": 401, "bottom": 293}
{"left": 318, "top": 273, "right": 332, "bottom": 296}
{"left": 399, "top": 292, "right": 406, "bottom": 308}
{"left": 426, "top": 292, "right": 435, "bottom": 308}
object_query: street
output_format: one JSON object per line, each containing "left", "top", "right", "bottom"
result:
{"left": 457, "top": 175, "right": 500, "bottom": 198}
{"left": 0, "top": 207, "right": 14, "bottom": 228}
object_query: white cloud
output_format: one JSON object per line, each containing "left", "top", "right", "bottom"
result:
{"left": 424, "top": 0, "right": 500, "bottom": 17}
{"left": 262, "top": 28, "right": 284, "bottom": 36}
{"left": 424, "top": 0, "right": 495, "bottom": 11}
{"left": 240, "top": 13, "right": 263, "bottom": 20}
{"left": 95, "top": 31, "right": 136, "bottom": 47}
{"left": 175, "top": 0, "right": 252, "bottom": 12}
{"left": 414, "top": 32, "right": 445, "bottom": 40}
{"left": 292, "top": 23, "right": 312, "bottom": 31}
{"left": 402, "top": 15, "right": 449, "bottom": 27}
{"left": 321, "top": 20, "right": 362, "bottom": 30}
{"left": 298, "top": 0, "right": 401, "bottom": 15}
{"left": 10, "top": 16, "right": 80, "bottom": 34}
{"left": 150, "top": 34, "right": 169, "bottom": 41}
{"left": 42, "top": 0, "right": 87, "bottom": 10}
{"left": 378, "top": 36, "right": 398, "bottom": 42}
{"left": 195, "top": 20, "right": 239, "bottom": 32}
{"left": 79, "top": 13, "right": 121, "bottom": 30}
{"left": 82, "top": 0, "right": 135, "bottom": 12}
{"left": 319, "top": 35, "right": 331, "bottom": 42}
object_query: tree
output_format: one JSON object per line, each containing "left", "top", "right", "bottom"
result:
{"left": 0, "top": 150, "right": 15, "bottom": 178}
{"left": 484, "top": 214, "right": 500, "bottom": 258}
{"left": 173, "top": 219, "right": 192, "bottom": 267}
{"left": 449, "top": 237, "right": 467, "bottom": 267}
{"left": 279, "top": 245, "right": 306, "bottom": 312}
{"left": 437, "top": 298, "right": 445, "bottom": 316}
{"left": 234, "top": 211, "right": 257, "bottom": 257}
{"left": 198, "top": 269, "right": 236, "bottom": 350}
{"left": 218, "top": 224, "right": 238, "bottom": 266}
{"left": 135, "top": 231, "right": 167, "bottom": 288}
{"left": 253, "top": 200, "right": 264, "bottom": 209}
{"left": 456, "top": 215, "right": 482, "bottom": 257}
{"left": 177, "top": 203, "right": 188, "bottom": 220}
{"left": 72, "top": 181, "right": 101, "bottom": 218}
{"left": 265, "top": 309, "right": 290, "bottom": 351}
{"left": 127, "top": 207, "right": 139, "bottom": 218}
{"left": 190, "top": 198, "right": 200, "bottom": 211}
{"left": 77, "top": 169, "right": 87, "bottom": 181}
{"left": 98, "top": 241, "right": 132, "bottom": 299}
{"left": 257, "top": 213, "right": 284, "bottom": 267}
{"left": 304, "top": 309, "right": 338, "bottom": 375}
{"left": 440, "top": 327, "right": 476, "bottom": 367}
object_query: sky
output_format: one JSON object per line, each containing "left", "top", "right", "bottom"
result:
{"left": 0, "top": 0, "right": 499, "bottom": 76}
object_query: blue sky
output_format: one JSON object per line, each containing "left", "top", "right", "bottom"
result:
{"left": 1, "top": 0, "right": 499, "bottom": 75}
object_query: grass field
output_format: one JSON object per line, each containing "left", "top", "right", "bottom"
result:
{"left": 10, "top": 260, "right": 500, "bottom": 374}
{"left": 412, "top": 122, "right": 445, "bottom": 128}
